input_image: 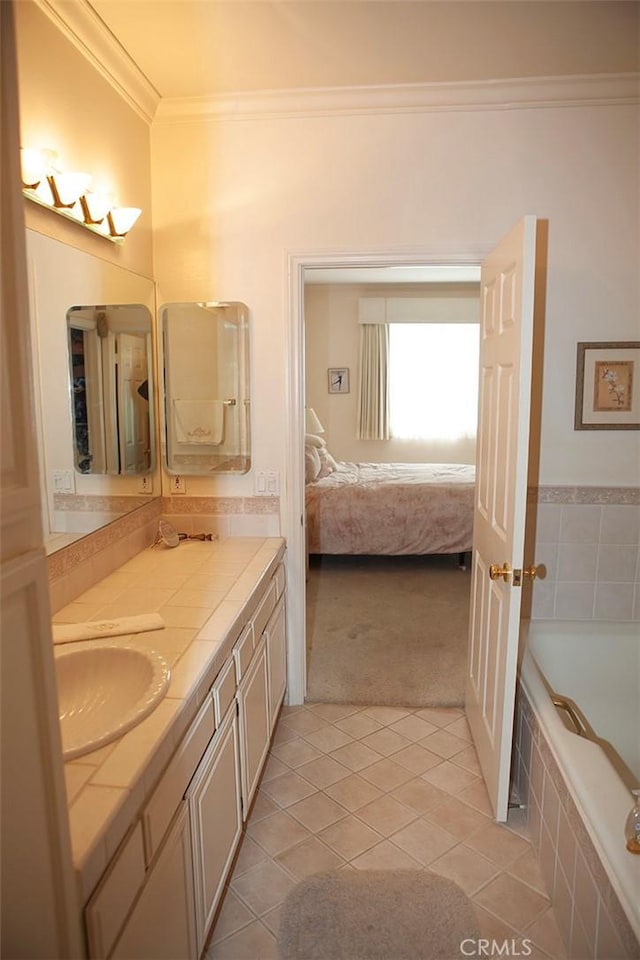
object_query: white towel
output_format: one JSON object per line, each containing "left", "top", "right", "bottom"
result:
{"left": 173, "top": 399, "right": 223, "bottom": 445}
{"left": 52, "top": 613, "right": 165, "bottom": 645}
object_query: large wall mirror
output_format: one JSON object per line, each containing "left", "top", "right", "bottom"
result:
{"left": 26, "top": 230, "right": 159, "bottom": 554}
{"left": 161, "top": 301, "right": 251, "bottom": 475}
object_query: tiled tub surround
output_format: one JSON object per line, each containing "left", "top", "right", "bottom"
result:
{"left": 529, "top": 487, "right": 640, "bottom": 621}
{"left": 514, "top": 650, "right": 640, "bottom": 959}
{"left": 52, "top": 536, "right": 285, "bottom": 907}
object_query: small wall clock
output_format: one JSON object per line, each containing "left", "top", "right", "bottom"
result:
{"left": 328, "top": 367, "right": 350, "bottom": 394}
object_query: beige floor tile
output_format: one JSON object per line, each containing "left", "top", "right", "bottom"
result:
{"left": 270, "top": 723, "right": 299, "bottom": 746}
{"left": 287, "top": 792, "right": 347, "bottom": 833}
{"left": 444, "top": 715, "right": 472, "bottom": 740}
{"left": 459, "top": 779, "right": 494, "bottom": 816}
{"left": 231, "top": 859, "right": 296, "bottom": 917}
{"left": 305, "top": 703, "right": 362, "bottom": 722}
{"left": 280, "top": 711, "right": 327, "bottom": 736}
{"left": 271, "top": 737, "right": 323, "bottom": 768}
{"left": 392, "top": 742, "right": 444, "bottom": 775}
{"left": 232, "top": 835, "right": 270, "bottom": 877}
{"left": 206, "top": 919, "right": 277, "bottom": 960}
{"left": 275, "top": 835, "right": 345, "bottom": 880}
{"left": 329, "top": 740, "right": 382, "bottom": 772}
{"left": 210, "top": 889, "right": 254, "bottom": 944}
{"left": 302, "top": 725, "right": 354, "bottom": 753}
{"left": 246, "top": 809, "right": 312, "bottom": 856}
{"left": 319, "top": 815, "right": 383, "bottom": 860}
{"left": 524, "top": 907, "right": 567, "bottom": 958}
{"left": 247, "top": 791, "right": 280, "bottom": 823}
{"left": 414, "top": 706, "right": 465, "bottom": 728}
{"left": 360, "top": 727, "right": 411, "bottom": 757}
{"left": 424, "top": 796, "right": 490, "bottom": 840}
{"left": 260, "top": 771, "right": 318, "bottom": 808}
{"left": 474, "top": 905, "right": 520, "bottom": 941}
{"left": 507, "top": 847, "right": 549, "bottom": 896}
{"left": 466, "top": 821, "right": 531, "bottom": 868}
{"left": 360, "top": 705, "right": 412, "bottom": 725}
{"left": 323, "top": 773, "right": 384, "bottom": 812}
{"left": 429, "top": 843, "right": 500, "bottom": 895}
{"left": 392, "top": 777, "right": 448, "bottom": 815}
{"left": 334, "top": 712, "right": 383, "bottom": 738}
{"left": 421, "top": 759, "right": 479, "bottom": 795}
{"left": 261, "top": 754, "right": 289, "bottom": 782}
{"left": 355, "top": 794, "right": 417, "bottom": 837}
{"left": 390, "top": 817, "right": 458, "bottom": 865}
{"left": 473, "top": 872, "right": 549, "bottom": 932}
{"left": 389, "top": 714, "right": 438, "bottom": 742}
{"left": 451, "top": 744, "right": 483, "bottom": 776}
{"left": 351, "top": 838, "right": 422, "bottom": 871}
{"left": 296, "top": 754, "right": 351, "bottom": 788}
{"left": 259, "top": 905, "right": 283, "bottom": 938}
{"left": 421, "top": 728, "right": 469, "bottom": 759}
{"left": 358, "top": 757, "right": 414, "bottom": 791}
{"left": 279, "top": 704, "right": 307, "bottom": 718}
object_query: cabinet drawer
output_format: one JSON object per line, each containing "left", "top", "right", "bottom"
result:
{"left": 85, "top": 822, "right": 146, "bottom": 959}
{"left": 212, "top": 656, "right": 236, "bottom": 726}
{"left": 274, "top": 563, "right": 286, "bottom": 602}
{"left": 233, "top": 622, "right": 254, "bottom": 681}
{"left": 142, "top": 695, "right": 215, "bottom": 863}
{"left": 252, "top": 579, "right": 277, "bottom": 644}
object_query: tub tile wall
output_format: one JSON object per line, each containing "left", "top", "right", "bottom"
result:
{"left": 513, "top": 687, "right": 640, "bottom": 960}
{"left": 530, "top": 488, "right": 640, "bottom": 621}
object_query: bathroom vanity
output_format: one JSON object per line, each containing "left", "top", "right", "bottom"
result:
{"left": 55, "top": 536, "right": 286, "bottom": 959}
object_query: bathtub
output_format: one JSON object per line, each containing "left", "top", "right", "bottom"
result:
{"left": 519, "top": 619, "right": 640, "bottom": 953}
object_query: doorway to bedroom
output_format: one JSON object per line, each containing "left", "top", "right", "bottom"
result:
{"left": 302, "top": 264, "right": 481, "bottom": 708}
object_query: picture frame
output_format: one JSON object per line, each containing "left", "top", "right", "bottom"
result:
{"left": 575, "top": 341, "right": 640, "bottom": 430}
{"left": 328, "top": 367, "right": 350, "bottom": 394}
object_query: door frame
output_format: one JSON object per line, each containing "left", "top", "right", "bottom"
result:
{"left": 284, "top": 244, "right": 491, "bottom": 705}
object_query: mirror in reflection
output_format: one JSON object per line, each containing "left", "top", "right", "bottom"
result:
{"left": 161, "top": 301, "right": 251, "bottom": 475}
{"left": 67, "top": 304, "right": 154, "bottom": 475}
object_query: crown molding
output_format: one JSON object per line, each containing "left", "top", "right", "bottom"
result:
{"left": 155, "top": 72, "right": 640, "bottom": 124}
{"left": 34, "top": 0, "right": 160, "bottom": 124}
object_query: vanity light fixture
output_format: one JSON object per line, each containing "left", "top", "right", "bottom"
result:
{"left": 20, "top": 146, "right": 142, "bottom": 244}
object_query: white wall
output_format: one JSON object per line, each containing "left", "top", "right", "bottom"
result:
{"left": 152, "top": 97, "right": 639, "bottom": 526}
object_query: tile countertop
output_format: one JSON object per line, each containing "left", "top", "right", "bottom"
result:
{"left": 51, "top": 536, "right": 286, "bottom": 904}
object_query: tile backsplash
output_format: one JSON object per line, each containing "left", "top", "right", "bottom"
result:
{"left": 530, "top": 487, "right": 640, "bottom": 621}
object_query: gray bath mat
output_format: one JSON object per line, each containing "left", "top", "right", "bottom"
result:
{"left": 277, "top": 869, "right": 481, "bottom": 960}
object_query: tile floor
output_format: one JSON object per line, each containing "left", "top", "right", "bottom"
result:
{"left": 206, "top": 703, "right": 566, "bottom": 959}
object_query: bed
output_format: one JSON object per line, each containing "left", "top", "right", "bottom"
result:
{"left": 305, "top": 456, "right": 475, "bottom": 557}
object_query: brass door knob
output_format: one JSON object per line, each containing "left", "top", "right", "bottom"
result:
{"left": 523, "top": 565, "right": 539, "bottom": 580}
{"left": 489, "top": 562, "right": 511, "bottom": 582}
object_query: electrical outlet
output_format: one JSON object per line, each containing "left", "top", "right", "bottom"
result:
{"left": 138, "top": 475, "right": 153, "bottom": 494}
{"left": 170, "top": 475, "right": 186, "bottom": 494}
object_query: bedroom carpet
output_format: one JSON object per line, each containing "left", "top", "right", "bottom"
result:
{"left": 305, "top": 554, "right": 471, "bottom": 707}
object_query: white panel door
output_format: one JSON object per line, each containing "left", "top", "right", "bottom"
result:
{"left": 466, "top": 216, "right": 541, "bottom": 821}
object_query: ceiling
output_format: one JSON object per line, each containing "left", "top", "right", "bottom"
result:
{"left": 87, "top": 1, "right": 638, "bottom": 101}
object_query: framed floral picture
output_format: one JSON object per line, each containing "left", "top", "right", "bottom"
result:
{"left": 575, "top": 341, "right": 640, "bottom": 430}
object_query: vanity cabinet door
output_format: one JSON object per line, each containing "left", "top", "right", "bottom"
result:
{"left": 266, "top": 598, "right": 286, "bottom": 733}
{"left": 237, "top": 635, "right": 270, "bottom": 818}
{"left": 188, "top": 705, "right": 242, "bottom": 955}
{"left": 111, "top": 803, "right": 196, "bottom": 960}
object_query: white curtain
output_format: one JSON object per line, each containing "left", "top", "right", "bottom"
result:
{"left": 357, "top": 324, "right": 390, "bottom": 439}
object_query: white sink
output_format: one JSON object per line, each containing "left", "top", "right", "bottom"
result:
{"left": 54, "top": 641, "right": 171, "bottom": 760}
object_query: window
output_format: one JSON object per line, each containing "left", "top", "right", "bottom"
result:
{"left": 389, "top": 323, "right": 479, "bottom": 441}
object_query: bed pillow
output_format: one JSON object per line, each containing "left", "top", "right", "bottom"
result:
{"left": 305, "top": 444, "right": 321, "bottom": 483}
{"left": 317, "top": 446, "right": 338, "bottom": 478}
{"left": 305, "top": 433, "right": 326, "bottom": 448}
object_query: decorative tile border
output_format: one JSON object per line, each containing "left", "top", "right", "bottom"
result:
{"left": 53, "top": 493, "right": 152, "bottom": 512}
{"left": 47, "top": 499, "right": 161, "bottom": 581}
{"left": 161, "top": 496, "right": 280, "bottom": 516}
{"left": 529, "top": 486, "right": 640, "bottom": 505}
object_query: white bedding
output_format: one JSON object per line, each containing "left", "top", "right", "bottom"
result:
{"left": 306, "top": 461, "right": 475, "bottom": 556}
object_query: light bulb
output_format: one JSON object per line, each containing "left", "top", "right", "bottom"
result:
{"left": 107, "top": 207, "right": 142, "bottom": 237}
